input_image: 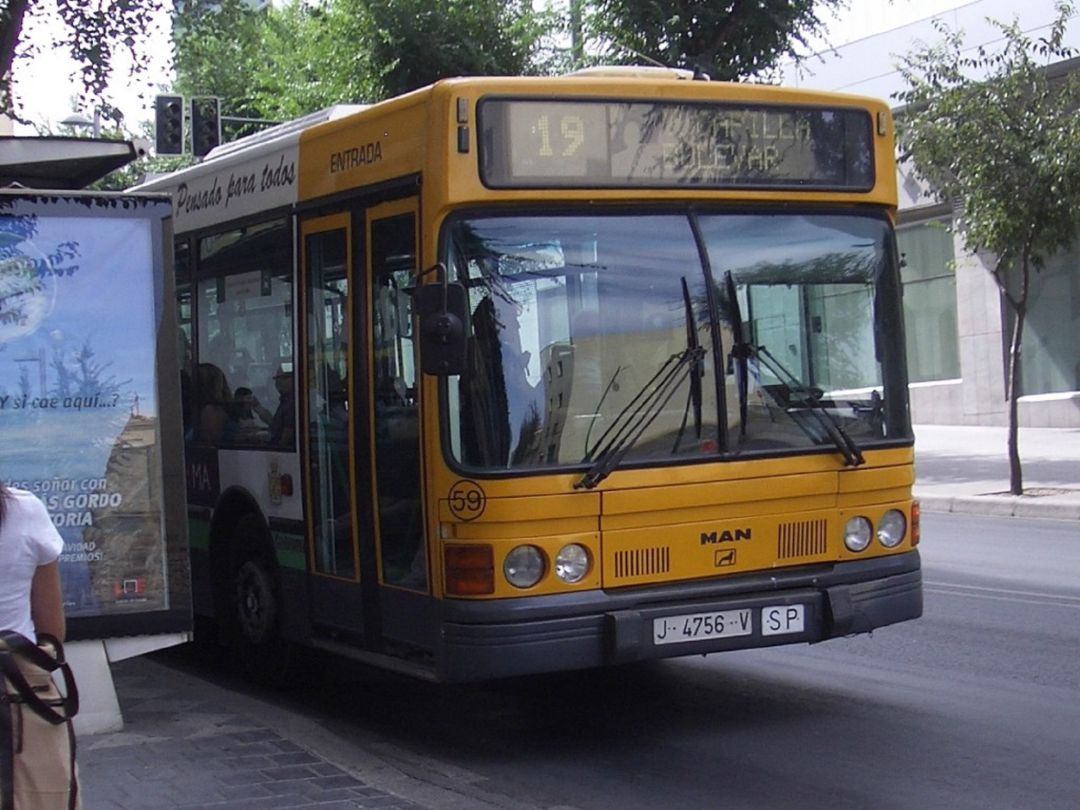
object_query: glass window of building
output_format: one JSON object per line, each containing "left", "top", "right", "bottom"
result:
{"left": 1019, "top": 240, "right": 1080, "bottom": 395}
{"left": 896, "top": 219, "right": 960, "bottom": 383}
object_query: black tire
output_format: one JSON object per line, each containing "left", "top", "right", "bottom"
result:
{"left": 235, "top": 558, "right": 278, "bottom": 647}
{"left": 226, "top": 519, "right": 295, "bottom": 686}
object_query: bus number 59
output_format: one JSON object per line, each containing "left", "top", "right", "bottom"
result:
{"left": 448, "top": 480, "right": 486, "bottom": 521}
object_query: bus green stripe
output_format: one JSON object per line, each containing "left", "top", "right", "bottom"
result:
{"left": 275, "top": 549, "right": 307, "bottom": 571}
{"left": 272, "top": 530, "right": 307, "bottom": 571}
{"left": 188, "top": 518, "right": 210, "bottom": 551}
{"left": 188, "top": 520, "right": 304, "bottom": 570}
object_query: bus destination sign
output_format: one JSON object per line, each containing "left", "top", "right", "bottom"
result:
{"left": 479, "top": 99, "right": 875, "bottom": 190}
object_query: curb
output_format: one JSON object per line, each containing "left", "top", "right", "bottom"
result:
{"left": 917, "top": 494, "right": 1080, "bottom": 520}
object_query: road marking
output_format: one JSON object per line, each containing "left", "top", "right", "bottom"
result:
{"left": 925, "top": 580, "right": 1080, "bottom": 609}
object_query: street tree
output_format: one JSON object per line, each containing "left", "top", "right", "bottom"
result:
{"left": 172, "top": 0, "right": 268, "bottom": 124}
{"left": 171, "top": 0, "right": 554, "bottom": 134}
{"left": 248, "top": 1, "right": 375, "bottom": 120}
{"left": 0, "top": 0, "right": 166, "bottom": 123}
{"left": 174, "top": 0, "right": 374, "bottom": 128}
{"left": 358, "top": 0, "right": 552, "bottom": 97}
{"left": 583, "top": 0, "right": 846, "bottom": 79}
{"left": 895, "top": 1, "right": 1080, "bottom": 495}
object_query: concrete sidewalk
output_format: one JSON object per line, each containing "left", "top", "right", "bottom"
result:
{"left": 77, "top": 650, "right": 502, "bottom": 810}
{"left": 77, "top": 657, "right": 428, "bottom": 810}
{"left": 914, "top": 424, "right": 1080, "bottom": 520}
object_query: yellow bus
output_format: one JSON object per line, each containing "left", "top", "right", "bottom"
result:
{"left": 138, "top": 67, "right": 921, "bottom": 681}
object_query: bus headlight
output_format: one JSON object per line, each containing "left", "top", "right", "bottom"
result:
{"left": 877, "top": 510, "right": 907, "bottom": 548}
{"left": 844, "top": 516, "right": 873, "bottom": 552}
{"left": 555, "top": 544, "right": 590, "bottom": 584}
{"left": 504, "top": 545, "right": 545, "bottom": 588}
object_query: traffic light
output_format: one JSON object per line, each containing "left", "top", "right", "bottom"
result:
{"left": 154, "top": 95, "right": 184, "bottom": 155}
{"left": 191, "top": 96, "right": 221, "bottom": 158}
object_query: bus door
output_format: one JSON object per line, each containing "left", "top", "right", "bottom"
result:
{"left": 365, "top": 200, "right": 430, "bottom": 646}
{"left": 303, "top": 200, "right": 429, "bottom": 654}
{"left": 301, "top": 212, "right": 372, "bottom": 637}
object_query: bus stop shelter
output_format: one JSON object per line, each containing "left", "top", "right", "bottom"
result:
{"left": 0, "top": 135, "right": 139, "bottom": 189}
{"left": 1, "top": 140, "right": 190, "bottom": 734}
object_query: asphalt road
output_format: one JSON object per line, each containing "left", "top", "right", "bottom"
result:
{"left": 168, "top": 512, "right": 1080, "bottom": 810}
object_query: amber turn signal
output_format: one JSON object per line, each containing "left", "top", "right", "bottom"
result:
{"left": 911, "top": 501, "right": 921, "bottom": 547}
{"left": 445, "top": 544, "right": 495, "bottom": 595}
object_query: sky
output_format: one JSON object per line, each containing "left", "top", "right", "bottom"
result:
{"left": 810, "top": 0, "right": 978, "bottom": 48}
{"left": 10, "top": 1, "right": 971, "bottom": 136}
{"left": 11, "top": 1, "right": 174, "bottom": 136}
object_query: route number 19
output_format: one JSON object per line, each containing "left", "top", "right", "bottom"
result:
{"left": 533, "top": 114, "right": 586, "bottom": 157}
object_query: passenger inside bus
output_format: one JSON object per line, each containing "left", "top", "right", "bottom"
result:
{"left": 179, "top": 329, "right": 194, "bottom": 439}
{"left": 230, "top": 386, "right": 273, "bottom": 442}
{"left": 267, "top": 367, "right": 296, "bottom": 446}
{"left": 192, "top": 363, "right": 231, "bottom": 444}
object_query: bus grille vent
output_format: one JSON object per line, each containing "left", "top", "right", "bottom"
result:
{"left": 778, "top": 519, "right": 828, "bottom": 559}
{"left": 614, "top": 547, "right": 671, "bottom": 579}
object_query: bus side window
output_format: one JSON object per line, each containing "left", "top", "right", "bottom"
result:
{"left": 195, "top": 220, "right": 294, "bottom": 449}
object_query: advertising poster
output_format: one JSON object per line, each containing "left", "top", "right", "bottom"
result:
{"left": 1, "top": 195, "right": 173, "bottom": 621}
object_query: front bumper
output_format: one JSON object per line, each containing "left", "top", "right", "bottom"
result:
{"left": 436, "top": 551, "right": 922, "bottom": 681}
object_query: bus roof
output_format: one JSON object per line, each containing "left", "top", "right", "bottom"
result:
{"left": 134, "top": 73, "right": 894, "bottom": 236}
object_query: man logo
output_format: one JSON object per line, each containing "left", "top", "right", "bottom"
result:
{"left": 715, "top": 549, "right": 737, "bottom": 567}
{"left": 700, "top": 527, "right": 752, "bottom": 545}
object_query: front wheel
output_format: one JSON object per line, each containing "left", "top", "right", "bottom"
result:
{"left": 230, "top": 552, "right": 294, "bottom": 685}
{"left": 235, "top": 558, "right": 277, "bottom": 646}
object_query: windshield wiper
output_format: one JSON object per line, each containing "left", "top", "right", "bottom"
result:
{"left": 723, "top": 271, "right": 750, "bottom": 439}
{"left": 723, "top": 271, "right": 864, "bottom": 467}
{"left": 753, "top": 344, "right": 866, "bottom": 467}
{"left": 672, "top": 276, "right": 704, "bottom": 454}
{"left": 575, "top": 345, "right": 706, "bottom": 490}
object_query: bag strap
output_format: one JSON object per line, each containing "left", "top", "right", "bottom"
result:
{"left": 0, "top": 662, "right": 13, "bottom": 810}
{"left": 0, "top": 631, "right": 79, "bottom": 724}
{"left": 40, "top": 634, "right": 80, "bottom": 721}
{"left": 1, "top": 631, "right": 59, "bottom": 670}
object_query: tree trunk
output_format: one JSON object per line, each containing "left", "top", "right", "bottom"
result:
{"left": 0, "top": 0, "right": 31, "bottom": 112}
{"left": 569, "top": 0, "right": 584, "bottom": 69}
{"left": 1005, "top": 254, "right": 1031, "bottom": 496}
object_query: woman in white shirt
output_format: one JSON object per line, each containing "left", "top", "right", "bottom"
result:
{"left": 0, "top": 483, "right": 65, "bottom": 641}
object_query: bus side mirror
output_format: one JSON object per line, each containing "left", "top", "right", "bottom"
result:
{"left": 416, "top": 270, "right": 467, "bottom": 376}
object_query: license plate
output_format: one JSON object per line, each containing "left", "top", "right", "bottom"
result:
{"left": 761, "top": 604, "right": 805, "bottom": 636}
{"left": 653, "top": 608, "right": 753, "bottom": 645}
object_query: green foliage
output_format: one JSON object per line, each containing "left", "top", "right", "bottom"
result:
{"left": 358, "top": 0, "right": 551, "bottom": 98}
{"left": 173, "top": 0, "right": 269, "bottom": 122}
{"left": 91, "top": 154, "right": 191, "bottom": 192}
{"left": 585, "top": 0, "right": 845, "bottom": 79}
{"left": 173, "top": 0, "right": 374, "bottom": 127}
{"left": 249, "top": 1, "right": 375, "bottom": 118}
{"left": 895, "top": 1, "right": 1080, "bottom": 280}
{"left": 172, "top": 0, "right": 548, "bottom": 132}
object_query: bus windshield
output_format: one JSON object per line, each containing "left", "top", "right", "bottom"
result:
{"left": 445, "top": 210, "right": 909, "bottom": 473}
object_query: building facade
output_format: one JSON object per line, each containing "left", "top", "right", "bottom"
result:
{"left": 782, "top": 0, "right": 1080, "bottom": 427}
